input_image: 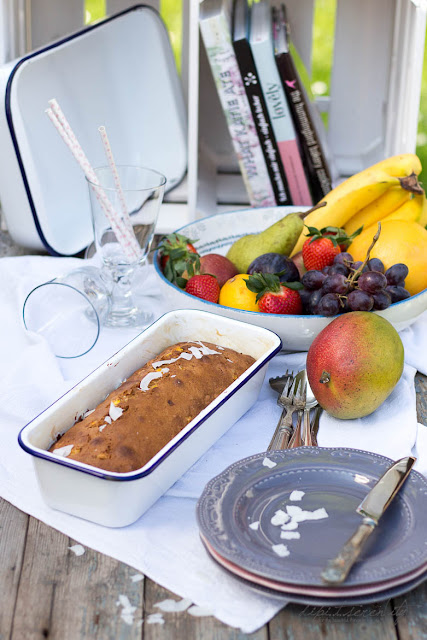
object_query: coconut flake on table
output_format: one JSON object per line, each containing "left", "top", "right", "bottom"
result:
{"left": 99, "top": 424, "right": 108, "bottom": 433}
{"left": 263, "top": 457, "right": 277, "bottom": 469}
{"left": 154, "top": 598, "right": 191, "bottom": 613}
{"left": 52, "top": 444, "right": 74, "bottom": 457}
{"left": 290, "top": 490, "right": 305, "bottom": 501}
{"left": 104, "top": 416, "right": 112, "bottom": 424}
{"left": 146, "top": 613, "right": 165, "bottom": 625}
{"left": 131, "top": 573, "right": 144, "bottom": 583}
{"left": 271, "top": 509, "right": 290, "bottom": 526}
{"left": 188, "top": 605, "right": 213, "bottom": 617}
{"left": 109, "top": 402, "right": 123, "bottom": 421}
{"left": 116, "top": 595, "right": 137, "bottom": 625}
{"left": 68, "top": 544, "right": 85, "bottom": 556}
{"left": 82, "top": 408, "right": 95, "bottom": 418}
{"left": 272, "top": 543, "right": 290, "bottom": 557}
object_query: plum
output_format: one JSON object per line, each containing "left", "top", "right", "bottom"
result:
{"left": 247, "top": 253, "right": 300, "bottom": 282}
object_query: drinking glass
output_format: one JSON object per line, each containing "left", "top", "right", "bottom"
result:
{"left": 22, "top": 266, "right": 111, "bottom": 358}
{"left": 87, "top": 165, "right": 166, "bottom": 327}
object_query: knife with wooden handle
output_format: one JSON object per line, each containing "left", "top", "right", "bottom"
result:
{"left": 321, "top": 455, "right": 416, "bottom": 585}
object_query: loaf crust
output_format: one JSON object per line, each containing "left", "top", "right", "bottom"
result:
{"left": 49, "top": 341, "right": 255, "bottom": 473}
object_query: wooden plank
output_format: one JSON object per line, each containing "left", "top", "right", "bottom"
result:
{"left": 269, "top": 601, "right": 398, "bottom": 640}
{"left": 10, "top": 517, "right": 144, "bottom": 640}
{"left": 144, "top": 577, "right": 268, "bottom": 640}
{"left": 0, "top": 499, "right": 29, "bottom": 639}
{"left": 393, "top": 581, "right": 427, "bottom": 640}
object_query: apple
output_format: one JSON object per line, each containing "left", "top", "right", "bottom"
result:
{"left": 200, "top": 253, "right": 239, "bottom": 288}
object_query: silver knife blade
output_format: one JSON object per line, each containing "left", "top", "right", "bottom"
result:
{"left": 321, "top": 455, "right": 416, "bottom": 584}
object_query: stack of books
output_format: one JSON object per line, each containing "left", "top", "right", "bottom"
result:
{"left": 199, "top": 0, "right": 332, "bottom": 207}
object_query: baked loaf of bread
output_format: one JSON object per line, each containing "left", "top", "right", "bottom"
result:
{"left": 49, "top": 341, "right": 255, "bottom": 473}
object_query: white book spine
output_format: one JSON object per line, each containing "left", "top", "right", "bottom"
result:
{"left": 199, "top": 10, "right": 276, "bottom": 207}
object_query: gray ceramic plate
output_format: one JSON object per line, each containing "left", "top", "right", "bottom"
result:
{"left": 201, "top": 534, "right": 427, "bottom": 606}
{"left": 196, "top": 448, "right": 427, "bottom": 588}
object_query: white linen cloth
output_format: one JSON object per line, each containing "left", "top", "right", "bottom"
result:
{"left": 0, "top": 255, "right": 426, "bottom": 633}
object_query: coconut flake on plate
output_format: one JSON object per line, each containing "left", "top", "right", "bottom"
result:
{"left": 271, "top": 509, "right": 290, "bottom": 526}
{"left": 286, "top": 505, "right": 328, "bottom": 522}
{"left": 262, "top": 457, "right": 277, "bottom": 469}
{"left": 249, "top": 520, "right": 260, "bottom": 530}
{"left": 272, "top": 543, "right": 290, "bottom": 558}
{"left": 280, "top": 531, "right": 301, "bottom": 540}
{"left": 290, "top": 490, "right": 305, "bottom": 501}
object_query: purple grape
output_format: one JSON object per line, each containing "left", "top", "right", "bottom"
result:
{"left": 334, "top": 252, "right": 353, "bottom": 266}
{"left": 350, "top": 261, "right": 368, "bottom": 273}
{"left": 301, "top": 270, "right": 326, "bottom": 290}
{"left": 308, "top": 289, "right": 323, "bottom": 314}
{"left": 372, "top": 290, "right": 392, "bottom": 310}
{"left": 328, "top": 263, "right": 349, "bottom": 277}
{"left": 299, "top": 288, "right": 312, "bottom": 312}
{"left": 347, "top": 289, "right": 374, "bottom": 311}
{"left": 322, "top": 274, "right": 349, "bottom": 295}
{"left": 317, "top": 293, "right": 341, "bottom": 317}
{"left": 367, "top": 258, "right": 384, "bottom": 273}
{"left": 385, "top": 263, "right": 409, "bottom": 286}
{"left": 322, "top": 266, "right": 332, "bottom": 276}
{"left": 386, "top": 285, "right": 411, "bottom": 303}
{"left": 358, "top": 270, "right": 388, "bottom": 294}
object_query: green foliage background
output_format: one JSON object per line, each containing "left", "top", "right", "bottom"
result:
{"left": 85, "top": 0, "right": 427, "bottom": 188}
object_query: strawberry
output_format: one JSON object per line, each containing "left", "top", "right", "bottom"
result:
{"left": 185, "top": 274, "right": 220, "bottom": 303}
{"left": 158, "top": 233, "right": 200, "bottom": 288}
{"left": 244, "top": 273, "right": 303, "bottom": 315}
{"left": 302, "top": 235, "right": 341, "bottom": 271}
{"left": 302, "top": 225, "right": 364, "bottom": 271}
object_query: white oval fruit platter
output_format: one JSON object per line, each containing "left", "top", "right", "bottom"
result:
{"left": 153, "top": 207, "right": 427, "bottom": 351}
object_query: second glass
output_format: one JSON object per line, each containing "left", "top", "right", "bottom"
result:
{"left": 87, "top": 165, "right": 166, "bottom": 327}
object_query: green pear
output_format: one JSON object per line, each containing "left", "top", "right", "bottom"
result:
{"left": 226, "top": 212, "right": 304, "bottom": 274}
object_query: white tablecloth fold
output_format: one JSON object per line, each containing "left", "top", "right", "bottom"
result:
{"left": 0, "top": 255, "right": 426, "bottom": 633}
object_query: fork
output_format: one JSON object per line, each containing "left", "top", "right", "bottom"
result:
{"left": 268, "top": 370, "right": 306, "bottom": 451}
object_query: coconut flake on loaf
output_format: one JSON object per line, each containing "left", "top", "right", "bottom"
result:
{"left": 109, "top": 402, "right": 123, "bottom": 421}
{"left": 52, "top": 444, "right": 74, "bottom": 457}
{"left": 152, "top": 343, "right": 221, "bottom": 369}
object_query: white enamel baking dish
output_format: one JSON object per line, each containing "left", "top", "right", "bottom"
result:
{"left": 19, "top": 309, "right": 281, "bottom": 527}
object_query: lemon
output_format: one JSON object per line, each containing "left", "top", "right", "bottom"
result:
{"left": 219, "top": 274, "right": 259, "bottom": 312}
{"left": 348, "top": 220, "right": 427, "bottom": 295}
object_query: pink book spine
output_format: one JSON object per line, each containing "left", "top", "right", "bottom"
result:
{"left": 278, "top": 139, "right": 313, "bottom": 206}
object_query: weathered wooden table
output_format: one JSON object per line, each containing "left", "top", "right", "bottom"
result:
{"left": 1, "top": 229, "right": 426, "bottom": 640}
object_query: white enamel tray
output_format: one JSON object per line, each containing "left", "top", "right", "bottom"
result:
{"left": 18, "top": 309, "right": 281, "bottom": 528}
{"left": 0, "top": 5, "right": 187, "bottom": 255}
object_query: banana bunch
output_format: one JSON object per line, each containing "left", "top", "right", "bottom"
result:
{"left": 290, "top": 153, "right": 426, "bottom": 256}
